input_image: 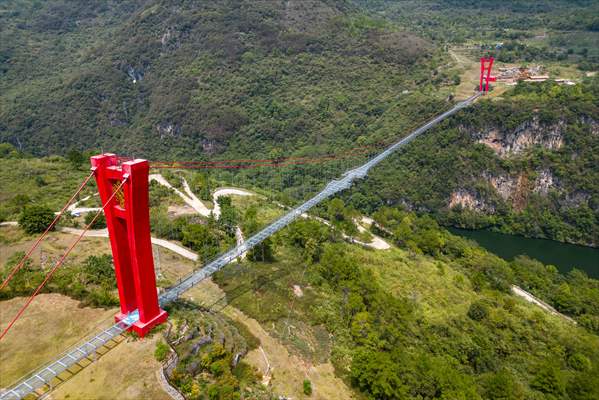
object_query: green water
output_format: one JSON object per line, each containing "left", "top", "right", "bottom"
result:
{"left": 448, "top": 228, "right": 599, "bottom": 279}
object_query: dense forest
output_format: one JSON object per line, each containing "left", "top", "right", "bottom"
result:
{"left": 350, "top": 78, "right": 599, "bottom": 246}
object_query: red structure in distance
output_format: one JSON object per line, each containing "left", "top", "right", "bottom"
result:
{"left": 91, "top": 154, "right": 167, "bottom": 337}
{"left": 479, "top": 56, "right": 497, "bottom": 93}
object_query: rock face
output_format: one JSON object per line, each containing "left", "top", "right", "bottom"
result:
{"left": 533, "top": 169, "right": 556, "bottom": 196}
{"left": 487, "top": 173, "right": 530, "bottom": 212}
{"left": 449, "top": 189, "right": 494, "bottom": 213}
{"left": 156, "top": 122, "right": 181, "bottom": 139}
{"left": 473, "top": 116, "right": 565, "bottom": 158}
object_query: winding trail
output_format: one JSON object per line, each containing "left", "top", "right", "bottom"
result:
{"left": 59, "top": 227, "right": 198, "bottom": 262}
{"left": 275, "top": 202, "right": 391, "bottom": 250}
{"left": 149, "top": 175, "right": 211, "bottom": 217}
{"left": 211, "top": 188, "right": 254, "bottom": 218}
{"left": 511, "top": 285, "right": 576, "bottom": 324}
{"left": 150, "top": 175, "right": 255, "bottom": 259}
{"left": 65, "top": 195, "right": 101, "bottom": 215}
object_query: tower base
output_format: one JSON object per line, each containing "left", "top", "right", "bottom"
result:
{"left": 115, "top": 309, "right": 168, "bottom": 337}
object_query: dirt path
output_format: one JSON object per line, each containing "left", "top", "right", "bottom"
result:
{"left": 0, "top": 221, "right": 17, "bottom": 226}
{"left": 149, "top": 174, "right": 211, "bottom": 217}
{"left": 59, "top": 227, "right": 198, "bottom": 261}
{"left": 180, "top": 178, "right": 211, "bottom": 217}
{"left": 296, "top": 212, "right": 391, "bottom": 250}
{"left": 212, "top": 188, "right": 254, "bottom": 218}
{"left": 65, "top": 194, "right": 100, "bottom": 215}
{"left": 511, "top": 285, "right": 577, "bottom": 324}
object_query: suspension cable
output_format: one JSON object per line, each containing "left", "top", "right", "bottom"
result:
{"left": 0, "top": 178, "right": 127, "bottom": 341}
{"left": 0, "top": 171, "right": 95, "bottom": 291}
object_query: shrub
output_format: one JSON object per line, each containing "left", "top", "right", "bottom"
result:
{"left": 18, "top": 205, "right": 55, "bottom": 234}
{"left": 154, "top": 340, "right": 169, "bottom": 362}
{"left": 531, "top": 365, "right": 565, "bottom": 395}
{"left": 182, "top": 223, "right": 220, "bottom": 262}
{"left": 84, "top": 211, "right": 106, "bottom": 229}
{"left": 303, "top": 379, "right": 312, "bottom": 396}
{"left": 467, "top": 301, "right": 489, "bottom": 321}
{"left": 247, "top": 238, "right": 274, "bottom": 262}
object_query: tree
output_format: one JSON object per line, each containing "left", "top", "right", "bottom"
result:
{"left": 483, "top": 369, "right": 524, "bottom": 400}
{"left": 350, "top": 349, "right": 407, "bottom": 400}
{"left": 83, "top": 254, "right": 114, "bottom": 285}
{"left": 247, "top": 238, "right": 274, "bottom": 262}
{"left": 84, "top": 211, "right": 106, "bottom": 229}
{"left": 18, "top": 205, "right": 54, "bottom": 234}
{"left": 567, "top": 368, "right": 599, "bottom": 400}
{"left": 182, "top": 224, "right": 220, "bottom": 262}
{"left": 531, "top": 365, "right": 565, "bottom": 396}
{"left": 66, "top": 149, "right": 85, "bottom": 169}
{"left": 467, "top": 301, "right": 489, "bottom": 322}
{"left": 286, "top": 219, "right": 329, "bottom": 263}
{"left": 217, "top": 196, "right": 237, "bottom": 236}
{"left": 318, "top": 245, "right": 359, "bottom": 288}
{"left": 328, "top": 198, "right": 346, "bottom": 222}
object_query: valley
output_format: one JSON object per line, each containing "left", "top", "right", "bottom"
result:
{"left": 1, "top": 1, "right": 598, "bottom": 400}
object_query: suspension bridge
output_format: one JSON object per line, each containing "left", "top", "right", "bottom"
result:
{"left": 0, "top": 90, "right": 482, "bottom": 399}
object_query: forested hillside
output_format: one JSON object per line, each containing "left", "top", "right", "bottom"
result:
{"left": 0, "top": 0, "right": 435, "bottom": 157}
{"left": 2, "top": 1, "right": 598, "bottom": 247}
{"left": 351, "top": 79, "right": 599, "bottom": 246}
{"left": 354, "top": 0, "right": 599, "bottom": 68}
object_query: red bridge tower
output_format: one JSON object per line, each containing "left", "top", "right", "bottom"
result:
{"left": 480, "top": 56, "right": 497, "bottom": 93}
{"left": 91, "top": 154, "right": 167, "bottom": 337}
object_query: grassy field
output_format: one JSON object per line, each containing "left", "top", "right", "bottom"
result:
{"left": 0, "top": 293, "right": 116, "bottom": 387}
{"left": 0, "top": 157, "right": 91, "bottom": 220}
{"left": 0, "top": 225, "right": 195, "bottom": 394}
{"left": 51, "top": 334, "right": 169, "bottom": 400}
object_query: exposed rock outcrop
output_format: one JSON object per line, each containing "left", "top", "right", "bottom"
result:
{"left": 533, "top": 169, "right": 556, "bottom": 196}
{"left": 126, "top": 65, "right": 145, "bottom": 83}
{"left": 472, "top": 116, "right": 565, "bottom": 158}
{"left": 156, "top": 122, "right": 181, "bottom": 139}
{"left": 449, "top": 189, "right": 495, "bottom": 213}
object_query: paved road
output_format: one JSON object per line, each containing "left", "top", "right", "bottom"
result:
{"left": 59, "top": 227, "right": 198, "bottom": 261}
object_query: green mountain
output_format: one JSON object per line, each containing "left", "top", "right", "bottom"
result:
{"left": 2, "top": 0, "right": 598, "bottom": 246}
{"left": 1, "top": 2, "right": 599, "bottom": 399}
{"left": 0, "top": 0, "right": 433, "bottom": 157}
{"left": 351, "top": 80, "right": 599, "bottom": 246}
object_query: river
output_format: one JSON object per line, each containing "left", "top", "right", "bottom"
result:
{"left": 448, "top": 228, "right": 599, "bottom": 279}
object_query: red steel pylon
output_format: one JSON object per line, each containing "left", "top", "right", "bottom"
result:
{"left": 91, "top": 154, "right": 167, "bottom": 337}
{"left": 479, "top": 56, "right": 497, "bottom": 93}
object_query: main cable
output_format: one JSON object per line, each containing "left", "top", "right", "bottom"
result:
{"left": 0, "top": 171, "right": 95, "bottom": 291}
{"left": 0, "top": 178, "right": 127, "bottom": 341}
